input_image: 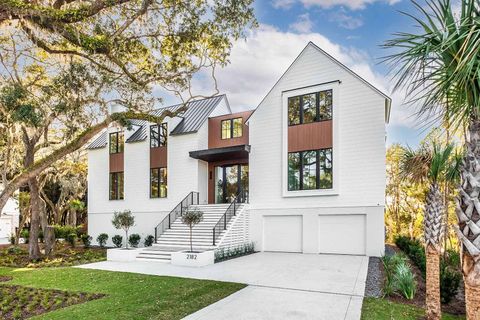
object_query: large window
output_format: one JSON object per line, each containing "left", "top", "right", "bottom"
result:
{"left": 288, "top": 89, "right": 332, "bottom": 125}
{"left": 150, "top": 123, "right": 167, "bottom": 148}
{"left": 221, "top": 118, "right": 243, "bottom": 139}
{"left": 109, "top": 132, "right": 124, "bottom": 154}
{"left": 150, "top": 167, "right": 167, "bottom": 198}
{"left": 288, "top": 148, "right": 332, "bottom": 191}
{"left": 109, "top": 172, "right": 124, "bottom": 200}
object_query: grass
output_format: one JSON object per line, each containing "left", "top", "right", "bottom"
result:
{"left": 0, "top": 266, "right": 246, "bottom": 319}
{"left": 361, "top": 298, "right": 465, "bottom": 320}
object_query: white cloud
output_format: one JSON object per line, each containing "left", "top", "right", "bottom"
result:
{"left": 289, "top": 13, "right": 314, "bottom": 33}
{"left": 329, "top": 8, "right": 364, "bottom": 29}
{"left": 273, "top": 0, "right": 400, "bottom": 10}
{"left": 271, "top": 0, "right": 296, "bottom": 9}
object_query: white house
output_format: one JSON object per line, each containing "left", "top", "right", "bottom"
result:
{"left": 0, "top": 189, "right": 19, "bottom": 242}
{"left": 87, "top": 42, "right": 391, "bottom": 260}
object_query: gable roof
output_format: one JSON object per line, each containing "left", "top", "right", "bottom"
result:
{"left": 87, "top": 95, "right": 227, "bottom": 149}
{"left": 248, "top": 41, "right": 392, "bottom": 123}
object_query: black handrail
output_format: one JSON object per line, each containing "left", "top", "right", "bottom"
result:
{"left": 154, "top": 191, "right": 199, "bottom": 243}
{"left": 212, "top": 196, "right": 239, "bottom": 246}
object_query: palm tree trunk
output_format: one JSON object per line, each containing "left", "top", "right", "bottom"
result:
{"left": 426, "top": 245, "right": 441, "bottom": 320}
{"left": 455, "top": 118, "right": 480, "bottom": 320}
{"left": 424, "top": 183, "right": 444, "bottom": 320}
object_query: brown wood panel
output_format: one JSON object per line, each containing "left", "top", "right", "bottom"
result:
{"left": 208, "top": 159, "right": 248, "bottom": 204}
{"left": 109, "top": 153, "right": 124, "bottom": 173}
{"left": 150, "top": 146, "right": 167, "bottom": 168}
{"left": 288, "top": 120, "right": 332, "bottom": 153}
{"left": 208, "top": 111, "right": 253, "bottom": 149}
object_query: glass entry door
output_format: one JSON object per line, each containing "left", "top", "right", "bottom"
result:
{"left": 214, "top": 164, "right": 248, "bottom": 203}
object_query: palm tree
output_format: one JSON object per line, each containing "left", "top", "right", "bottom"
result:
{"left": 402, "top": 144, "right": 459, "bottom": 319}
{"left": 384, "top": 1, "right": 480, "bottom": 318}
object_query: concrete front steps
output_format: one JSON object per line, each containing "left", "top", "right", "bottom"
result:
{"left": 135, "top": 203, "right": 244, "bottom": 262}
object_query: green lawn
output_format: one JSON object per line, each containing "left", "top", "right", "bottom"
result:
{"left": 0, "top": 266, "right": 245, "bottom": 319}
{"left": 361, "top": 298, "right": 465, "bottom": 320}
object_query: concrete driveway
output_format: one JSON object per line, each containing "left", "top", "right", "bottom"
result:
{"left": 79, "top": 252, "right": 369, "bottom": 320}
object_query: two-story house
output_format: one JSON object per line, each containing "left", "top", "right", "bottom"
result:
{"left": 87, "top": 42, "right": 391, "bottom": 260}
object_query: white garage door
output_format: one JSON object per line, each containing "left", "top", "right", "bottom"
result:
{"left": 318, "top": 215, "right": 366, "bottom": 255}
{"left": 264, "top": 216, "right": 302, "bottom": 253}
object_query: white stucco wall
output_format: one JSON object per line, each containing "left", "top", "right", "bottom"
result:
{"left": 247, "top": 43, "right": 387, "bottom": 256}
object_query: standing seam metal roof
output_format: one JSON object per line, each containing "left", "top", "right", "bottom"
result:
{"left": 87, "top": 95, "right": 225, "bottom": 149}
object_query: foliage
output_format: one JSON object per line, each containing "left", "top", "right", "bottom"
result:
{"left": 0, "top": 266, "right": 246, "bottom": 319}
{"left": 361, "top": 298, "right": 465, "bottom": 320}
{"left": 96, "top": 233, "right": 108, "bottom": 248}
{"left": 0, "top": 282, "right": 103, "bottom": 320}
{"left": 440, "top": 265, "right": 462, "bottom": 304}
{"left": 128, "top": 234, "right": 141, "bottom": 248}
{"left": 112, "top": 235, "right": 123, "bottom": 248}
{"left": 381, "top": 253, "right": 408, "bottom": 297}
{"left": 143, "top": 235, "right": 154, "bottom": 247}
{"left": 9, "top": 234, "right": 14, "bottom": 245}
{"left": 80, "top": 234, "right": 92, "bottom": 248}
{"left": 214, "top": 242, "right": 255, "bottom": 263}
{"left": 53, "top": 225, "right": 82, "bottom": 239}
{"left": 112, "top": 210, "right": 135, "bottom": 249}
{"left": 65, "top": 233, "right": 77, "bottom": 247}
{"left": 394, "top": 262, "right": 417, "bottom": 300}
{"left": 20, "top": 229, "right": 29, "bottom": 243}
{"left": 395, "top": 236, "right": 427, "bottom": 275}
{"left": 0, "top": 244, "right": 106, "bottom": 268}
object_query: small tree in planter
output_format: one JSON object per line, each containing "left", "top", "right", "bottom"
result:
{"left": 181, "top": 209, "right": 203, "bottom": 252}
{"left": 111, "top": 210, "right": 135, "bottom": 249}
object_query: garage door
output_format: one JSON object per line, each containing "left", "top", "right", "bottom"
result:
{"left": 264, "top": 216, "right": 302, "bottom": 252}
{"left": 318, "top": 215, "right": 366, "bottom": 255}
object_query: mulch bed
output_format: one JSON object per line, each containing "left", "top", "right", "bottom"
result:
{"left": 0, "top": 276, "right": 13, "bottom": 282}
{"left": 375, "top": 244, "right": 466, "bottom": 316}
{"left": 0, "top": 283, "right": 104, "bottom": 320}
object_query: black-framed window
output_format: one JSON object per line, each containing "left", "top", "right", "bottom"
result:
{"left": 109, "top": 172, "right": 124, "bottom": 200}
{"left": 288, "top": 148, "right": 332, "bottom": 191}
{"left": 109, "top": 132, "right": 124, "bottom": 154}
{"left": 221, "top": 118, "right": 243, "bottom": 139}
{"left": 288, "top": 89, "right": 332, "bottom": 125}
{"left": 150, "top": 167, "right": 167, "bottom": 198}
{"left": 150, "top": 123, "right": 167, "bottom": 148}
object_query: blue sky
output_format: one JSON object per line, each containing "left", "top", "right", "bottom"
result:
{"left": 184, "top": 0, "right": 438, "bottom": 147}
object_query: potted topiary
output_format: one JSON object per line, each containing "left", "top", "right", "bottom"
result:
{"left": 171, "top": 208, "right": 214, "bottom": 267}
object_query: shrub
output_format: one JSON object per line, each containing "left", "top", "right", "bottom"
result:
{"left": 394, "top": 236, "right": 426, "bottom": 275}
{"left": 112, "top": 235, "right": 123, "bottom": 248}
{"left": 128, "top": 234, "right": 141, "bottom": 248}
{"left": 80, "top": 234, "right": 92, "bottom": 248}
{"left": 440, "top": 265, "right": 462, "bottom": 304}
{"left": 53, "top": 225, "right": 83, "bottom": 239}
{"left": 214, "top": 242, "right": 255, "bottom": 263}
{"left": 381, "top": 253, "right": 407, "bottom": 297}
{"left": 20, "top": 229, "right": 29, "bottom": 243}
{"left": 65, "top": 233, "right": 77, "bottom": 247}
{"left": 394, "top": 262, "right": 417, "bottom": 300}
{"left": 96, "top": 233, "right": 108, "bottom": 247}
{"left": 9, "top": 234, "right": 15, "bottom": 245}
{"left": 144, "top": 235, "right": 154, "bottom": 247}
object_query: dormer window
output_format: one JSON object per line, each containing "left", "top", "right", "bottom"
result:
{"left": 150, "top": 123, "right": 168, "bottom": 148}
{"left": 109, "top": 132, "right": 124, "bottom": 154}
{"left": 221, "top": 117, "right": 243, "bottom": 139}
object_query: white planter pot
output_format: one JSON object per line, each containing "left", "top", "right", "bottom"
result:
{"left": 171, "top": 250, "right": 214, "bottom": 267}
{"left": 107, "top": 248, "right": 142, "bottom": 261}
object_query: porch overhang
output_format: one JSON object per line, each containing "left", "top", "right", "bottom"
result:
{"left": 189, "top": 145, "right": 250, "bottom": 162}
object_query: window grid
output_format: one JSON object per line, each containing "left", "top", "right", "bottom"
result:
{"left": 221, "top": 117, "right": 243, "bottom": 140}
{"left": 150, "top": 123, "right": 168, "bottom": 148}
{"left": 109, "top": 172, "right": 124, "bottom": 200}
{"left": 150, "top": 167, "right": 167, "bottom": 198}
{"left": 109, "top": 132, "right": 124, "bottom": 154}
{"left": 288, "top": 148, "right": 333, "bottom": 191}
{"left": 288, "top": 89, "right": 332, "bottom": 126}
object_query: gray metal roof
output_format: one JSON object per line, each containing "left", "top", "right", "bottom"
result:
{"left": 87, "top": 95, "right": 226, "bottom": 148}
{"left": 87, "top": 131, "right": 107, "bottom": 149}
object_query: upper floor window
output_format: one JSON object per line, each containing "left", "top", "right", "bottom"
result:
{"left": 221, "top": 117, "right": 243, "bottom": 139}
{"left": 288, "top": 89, "right": 332, "bottom": 126}
{"left": 288, "top": 148, "right": 332, "bottom": 191}
{"left": 109, "top": 132, "right": 124, "bottom": 154}
{"left": 109, "top": 172, "right": 124, "bottom": 200}
{"left": 150, "top": 123, "right": 167, "bottom": 148}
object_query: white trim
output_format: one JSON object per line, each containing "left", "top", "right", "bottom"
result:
{"left": 281, "top": 82, "right": 340, "bottom": 198}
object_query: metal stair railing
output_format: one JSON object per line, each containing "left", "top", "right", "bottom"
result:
{"left": 212, "top": 196, "right": 240, "bottom": 246}
{"left": 154, "top": 191, "right": 199, "bottom": 243}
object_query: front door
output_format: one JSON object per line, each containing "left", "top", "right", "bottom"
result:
{"left": 214, "top": 164, "right": 248, "bottom": 203}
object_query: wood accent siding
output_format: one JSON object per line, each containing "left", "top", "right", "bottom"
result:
{"left": 109, "top": 153, "right": 124, "bottom": 173}
{"left": 208, "top": 159, "right": 248, "bottom": 204}
{"left": 150, "top": 146, "right": 167, "bottom": 168}
{"left": 288, "top": 120, "right": 332, "bottom": 153}
{"left": 208, "top": 111, "right": 253, "bottom": 149}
